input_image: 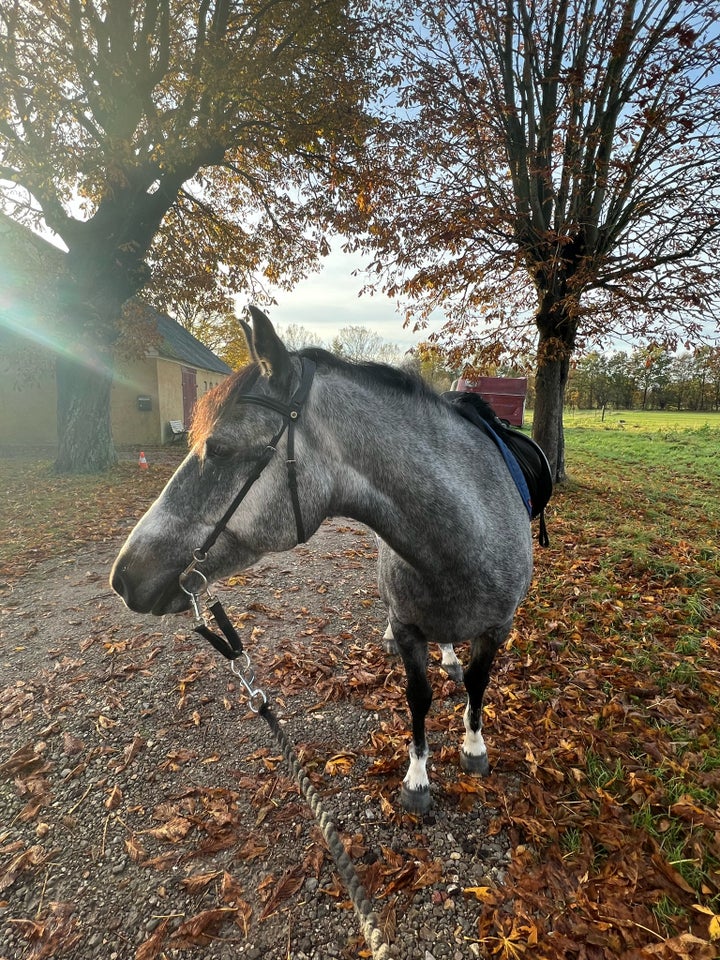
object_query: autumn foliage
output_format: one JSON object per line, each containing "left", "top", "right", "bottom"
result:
{"left": 348, "top": 0, "right": 720, "bottom": 482}
{"left": 0, "top": 0, "right": 373, "bottom": 472}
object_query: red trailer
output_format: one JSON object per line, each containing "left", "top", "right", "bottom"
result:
{"left": 453, "top": 376, "right": 528, "bottom": 427}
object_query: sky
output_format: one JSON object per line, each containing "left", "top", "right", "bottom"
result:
{"left": 248, "top": 244, "right": 433, "bottom": 353}
{"left": 29, "top": 212, "right": 436, "bottom": 354}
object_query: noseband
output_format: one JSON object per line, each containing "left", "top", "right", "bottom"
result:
{"left": 179, "top": 358, "right": 316, "bottom": 609}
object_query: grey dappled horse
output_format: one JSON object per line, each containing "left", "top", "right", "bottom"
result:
{"left": 111, "top": 307, "right": 533, "bottom": 813}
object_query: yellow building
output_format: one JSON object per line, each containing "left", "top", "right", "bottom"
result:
{"left": 0, "top": 215, "right": 231, "bottom": 448}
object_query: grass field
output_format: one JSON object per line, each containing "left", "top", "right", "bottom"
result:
{"left": 560, "top": 407, "right": 720, "bottom": 432}
{"left": 1, "top": 424, "right": 720, "bottom": 952}
{"left": 0, "top": 450, "right": 178, "bottom": 579}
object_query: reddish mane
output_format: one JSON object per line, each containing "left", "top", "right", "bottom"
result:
{"left": 189, "top": 362, "right": 261, "bottom": 450}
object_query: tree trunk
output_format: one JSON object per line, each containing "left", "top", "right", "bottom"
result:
{"left": 55, "top": 347, "right": 117, "bottom": 473}
{"left": 532, "top": 328, "right": 573, "bottom": 483}
{"left": 53, "top": 268, "right": 121, "bottom": 474}
{"left": 51, "top": 229, "right": 151, "bottom": 474}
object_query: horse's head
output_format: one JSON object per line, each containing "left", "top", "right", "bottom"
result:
{"left": 110, "top": 307, "right": 322, "bottom": 614}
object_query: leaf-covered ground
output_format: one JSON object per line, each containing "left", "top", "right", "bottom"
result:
{"left": 1, "top": 422, "right": 719, "bottom": 959}
{"left": 491, "top": 425, "right": 720, "bottom": 959}
{"left": 0, "top": 446, "right": 182, "bottom": 581}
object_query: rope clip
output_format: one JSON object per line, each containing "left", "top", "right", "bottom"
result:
{"left": 231, "top": 652, "right": 268, "bottom": 713}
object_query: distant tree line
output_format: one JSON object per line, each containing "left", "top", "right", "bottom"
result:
{"left": 164, "top": 311, "right": 405, "bottom": 370}
{"left": 567, "top": 347, "right": 720, "bottom": 412}
{"left": 277, "top": 321, "right": 403, "bottom": 365}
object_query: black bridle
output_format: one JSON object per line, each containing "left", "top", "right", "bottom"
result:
{"left": 179, "top": 358, "right": 316, "bottom": 665}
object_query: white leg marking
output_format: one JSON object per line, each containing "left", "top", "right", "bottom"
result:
{"left": 439, "top": 644, "right": 461, "bottom": 670}
{"left": 403, "top": 742, "right": 430, "bottom": 792}
{"left": 461, "top": 701, "right": 487, "bottom": 760}
{"left": 382, "top": 623, "right": 398, "bottom": 655}
{"left": 438, "top": 643, "right": 463, "bottom": 682}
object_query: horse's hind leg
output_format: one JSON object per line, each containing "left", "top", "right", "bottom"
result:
{"left": 461, "top": 623, "right": 511, "bottom": 776}
{"left": 383, "top": 624, "right": 462, "bottom": 683}
{"left": 391, "top": 620, "right": 433, "bottom": 814}
{"left": 382, "top": 622, "right": 398, "bottom": 654}
{"left": 438, "top": 644, "right": 463, "bottom": 682}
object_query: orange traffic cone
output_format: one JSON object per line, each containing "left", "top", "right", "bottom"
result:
{"left": 138, "top": 451, "right": 148, "bottom": 470}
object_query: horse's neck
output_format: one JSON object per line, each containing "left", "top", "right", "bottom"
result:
{"left": 310, "top": 372, "right": 467, "bottom": 564}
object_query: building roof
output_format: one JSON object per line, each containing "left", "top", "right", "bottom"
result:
{"left": 0, "top": 211, "right": 65, "bottom": 263}
{"left": 152, "top": 310, "right": 233, "bottom": 375}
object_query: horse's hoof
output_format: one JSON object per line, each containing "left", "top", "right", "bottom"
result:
{"left": 441, "top": 662, "right": 464, "bottom": 683}
{"left": 400, "top": 784, "right": 431, "bottom": 814}
{"left": 383, "top": 638, "right": 399, "bottom": 656}
{"left": 460, "top": 749, "right": 489, "bottom": 776}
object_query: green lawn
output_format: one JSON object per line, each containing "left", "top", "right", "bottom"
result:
{"left": 562, "top": 407, "right": 720, "bottom": 432}
{"left": 508, "top": 422, "right": 720, "bottom": 945}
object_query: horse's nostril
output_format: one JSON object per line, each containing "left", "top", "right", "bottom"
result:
{"left": 110, "top": 564, "right": 129, "bottom": 601}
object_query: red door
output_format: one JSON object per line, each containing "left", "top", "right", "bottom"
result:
{"left": 181, "top": 367, "right": 197, "bottom": 428}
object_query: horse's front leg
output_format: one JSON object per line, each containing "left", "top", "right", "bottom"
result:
{"left": 391, "top": 620, "right": 433, "bottom": 814}
{"left": 461, "top": 624, "right": 510, "bottom": 776}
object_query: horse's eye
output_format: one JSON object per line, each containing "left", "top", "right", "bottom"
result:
{"left": 205, "top": 439, "right": 233, "bottom": 461}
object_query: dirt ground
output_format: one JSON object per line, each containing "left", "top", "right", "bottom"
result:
{"left": 1, "top": 518, "right": 512, "bottom": 960}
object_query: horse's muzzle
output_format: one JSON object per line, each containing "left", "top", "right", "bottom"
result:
{"left": 110, "top": 559, "right": 191, "bottom": 615}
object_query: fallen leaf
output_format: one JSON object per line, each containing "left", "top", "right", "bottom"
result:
{"left": 62, "top": 733, "right": 84, "bottom": 756}
{"left": 220, "top": 871, "right": 245, "bottom": 904}
{"left": 237, "top": 837, "right": 268, "bottom": 860}
{"left": 144, "top": 817, "right": 194, "bottom": 842}
{"left": 324, "top": 752, "right": 356, "bottom": 776}
{"left": 181, "top": 871, "right": 221, "bottom": 895}
{"left": 135, "top": 917, "right": 170, "bottom": 960}
{"left": 258, "top": 867, "right": 305, "bottom": 921}
{"left": 125, "top": 836, "right": 146, "bottom": 862}
{"left": 112, "top": 735, "right": 145, "bottom": 772}
{"left": 412, "top": 860, "right": 443, "bottom": 890}
{"left": 463, "top": 885, "right": 497, "bottom": 902}
{"left": 105, "top": 785, "right": 122, "bottom": 810}
{"left": 168, "top": 907, "right": 236, "bottom": 947}
{"left": 0, "top": 844, "right": 50, "bottom": 891}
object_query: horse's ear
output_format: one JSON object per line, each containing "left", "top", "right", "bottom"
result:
{"left": 246, "top": 305, "right": 292, "bottom": 387}
{"left": 238, "top": 315, "right": 253, "bottom": 350}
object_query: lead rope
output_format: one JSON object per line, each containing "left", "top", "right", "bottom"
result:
{"left": 185, "top": 592, "right": 393, "bottom": 959}
{"left": 257, "top": 702, "right": 393, "bottom": 960}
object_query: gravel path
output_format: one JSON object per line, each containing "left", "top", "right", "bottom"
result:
{"left": 1, "top": 522, "right": 512, "bottom": 960}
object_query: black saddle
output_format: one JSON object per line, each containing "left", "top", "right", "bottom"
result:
{"left": 444, "top": 391, "right": 553, "bottom": 546}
